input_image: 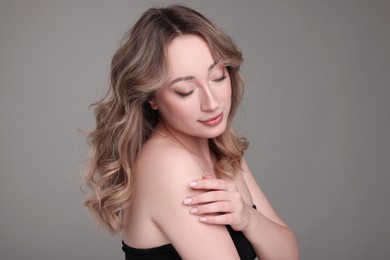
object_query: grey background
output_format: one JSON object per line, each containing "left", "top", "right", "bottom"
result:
{"left": 1, "top": 0, "right": 389, "bottom": 259}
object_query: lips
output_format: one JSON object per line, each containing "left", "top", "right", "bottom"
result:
{"left": 199, "top": 112, "right": 224, "bottom": 126}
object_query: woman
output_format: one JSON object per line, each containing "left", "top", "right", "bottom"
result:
{"left": 84, "top": 5, "right": 299, "bottom": 259}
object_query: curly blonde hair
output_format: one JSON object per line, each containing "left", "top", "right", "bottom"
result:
{"left": 83, "top": 5, "right": 248, "bottom": 234}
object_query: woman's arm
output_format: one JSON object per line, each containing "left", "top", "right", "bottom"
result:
{"left": 240, "top": 159, "right": 299, "bottom": 259}
{"left": 140, "top": 147, "right": 241, "bottom": 259}
{"left": 184, "top": 159, "right": 299, "bottom": 259}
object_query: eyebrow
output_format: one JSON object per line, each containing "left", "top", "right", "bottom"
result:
{"left": 207, "top": 61, "right": 218, "bottom": 72}
{"left": 169, "top": 61, "right": 218, "bottom": 86}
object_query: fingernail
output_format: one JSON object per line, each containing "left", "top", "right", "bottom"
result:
{"left": 199, "top": 217, "right": 207, "bottom": 222}
{"left": 183, "top": 198, "right": 192, "bottom": 205}
{"left": 189, "top": 181, "right": 197, "bottom": 187}
{"left": 190, "top": 208, "right": 198, "bottom": 214}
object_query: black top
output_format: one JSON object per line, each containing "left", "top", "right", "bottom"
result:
{"left": 122, "top": 206, "right": 257, "bottom": 260}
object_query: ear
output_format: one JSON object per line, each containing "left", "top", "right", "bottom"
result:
{"left": 148, "top": 100, "right": 158, "bottom": 110}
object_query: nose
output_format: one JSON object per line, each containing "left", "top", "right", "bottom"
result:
{"left": 200, "top": 85, "right": 220, "bottom": 112}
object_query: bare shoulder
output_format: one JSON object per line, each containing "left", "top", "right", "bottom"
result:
{"left": 123, "top": 138, "right": 204, "bottom": 248}
{"left": 134, "top": 138, "right": 240, "bottom": 259}
{"left": 136, "top": 139, "right": 202, "bottom": 205}
{"left": 140, "top": 138, "right": 201, "bottom": 173}
{"left": 135, "top": 137, "right": 205, "bottom": 217}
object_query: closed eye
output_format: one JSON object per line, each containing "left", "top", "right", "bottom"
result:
{"left": 175, "top": 90, "right": 194, "bottom": 98}
{"left": 211, "top": 74, "right": 226, "bottom": 83}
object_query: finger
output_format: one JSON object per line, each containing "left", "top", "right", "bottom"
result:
{"left": 189, "top": 178, "right": 234, "bottom": 191}
{"left": 183, "top": 190, "right": 228, "bottom": 205}
{"left": 185, "top": 188, "right": 242, "bottom": 206}
{"left": 199, "top": 213, "right": 233, "bottom": 226}
{"left": 190, "top": 201, "right": 233, "bottom": 215}
{"left": 199, "top": 214, "right": 247, "bottom": 231}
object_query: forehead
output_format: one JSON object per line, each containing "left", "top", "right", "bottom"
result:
{"left": 167, "top": 35, "right": 214, "bottom": 76}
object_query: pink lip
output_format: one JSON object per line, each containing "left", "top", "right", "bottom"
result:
{"left": 199, "top": 113, "right": 224, "bottom": 126}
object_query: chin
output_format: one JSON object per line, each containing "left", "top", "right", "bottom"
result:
{"left": 206, "top": 125, "right": 227, "bottom": 138}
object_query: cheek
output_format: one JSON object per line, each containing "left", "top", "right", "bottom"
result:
{"left": 222, "top": 79, "right": 232, "bottom": 106}
{"left": 156, "top": 96, "right": 195, "bottom": 121}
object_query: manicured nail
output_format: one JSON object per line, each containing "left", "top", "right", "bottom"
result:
{"left": 189, "top": 181, "right": 197, "bottom": 187}
{"left": 190, "top": 208, "right": 198, "bottom": 214}
{"left": 183, "top": 198, "right": 192, "bottom": 205}
{"left": 199, "top": 217, "right": 207, "bottom": 222}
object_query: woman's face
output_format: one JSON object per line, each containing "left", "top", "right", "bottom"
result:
{"left": 152, "top": 35, "right": 231, "bottom": 140}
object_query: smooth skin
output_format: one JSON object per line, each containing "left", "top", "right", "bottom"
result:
{"left": 122, "top": 35, "right": 299, "bottom": 259}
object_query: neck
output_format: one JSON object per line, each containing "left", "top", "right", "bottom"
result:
{"left": 154, "top": 122, "right": 213, "bottom": 165}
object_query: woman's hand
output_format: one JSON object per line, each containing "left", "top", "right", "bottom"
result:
{"left": 183, "top": 173, "right": 253, "bottom": 231}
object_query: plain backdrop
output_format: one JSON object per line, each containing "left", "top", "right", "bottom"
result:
{"left": 1, "top": 0, "right": 389, "bottom": 259}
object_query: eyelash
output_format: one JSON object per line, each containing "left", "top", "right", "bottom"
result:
{"left": 176, "top": 73, "right": 227, "bottom": 98}
{"left": 176, "top": 91, "right": 194, "bottom": 98}
{"left": 212, "top": 74, "right": 226, "bottom": 83}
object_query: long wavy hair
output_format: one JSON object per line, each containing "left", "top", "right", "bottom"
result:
{"left": 83, "top": 5, "right": 248, "bottom": 234}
